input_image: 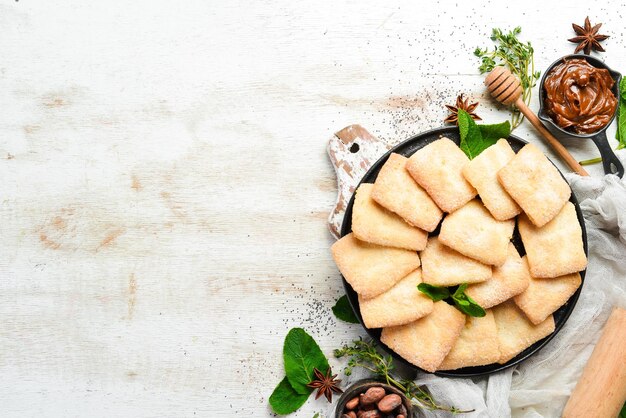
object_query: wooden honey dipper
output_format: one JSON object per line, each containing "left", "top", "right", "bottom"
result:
{"left": 485, "top": 66, "right": 589, "bottom": 176}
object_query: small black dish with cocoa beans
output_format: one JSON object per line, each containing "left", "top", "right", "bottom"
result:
{"left": 334, "top": 380, "right": 412, "bottom": 418}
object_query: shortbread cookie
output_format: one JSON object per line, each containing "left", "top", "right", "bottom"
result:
{"left": 359, "top": 269, "right": 433, "bottom": 328}
{"left": 498, "top": 143, "right": 571, "bottom": 227}
{"left": 406, "top": 138, "right": 477, "bottom": 212}
{"left": 371, "top": 153, "right": 443, "bottom": 232}
{"left": 462, "top": 138, "right": 521, "bottom": 220}
{"left": 352, "top": 183, "right": 427, "bottom": 251}
{"left": 439, "top": 310, "right": 500, "bottom": 370}
{"left": 514, "top": 272, "right": 582, "bottom": 325}
{"left": 518, "top": 202, "right": 587, "bottom": 278}
{"left": 381, "top": 301, "right": 465, "bottom": 372}
{"left": 331, "top": 233, "right": 421, "bottom": 298}
{"left": 465, "top": 245, "right": 530, "bottom": 309}
{"left": 438, "top": 200, "right": 515, "bottom": 266}
{"left": 493, "top": 300, "right": 555, "bottom": 364}
{"left": 420, "top": 237, "right": 492, "bottom": 286}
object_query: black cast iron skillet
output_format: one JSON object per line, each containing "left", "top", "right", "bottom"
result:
{"left": 538, "top": 54, "right": 624, "bottom": 178}
{"left": 340, "top": 126, "right": 587, "bottom": 378}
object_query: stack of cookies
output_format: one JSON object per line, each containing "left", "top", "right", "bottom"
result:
{"left": 331, "top": 138, "right": 587, "bottom": 372}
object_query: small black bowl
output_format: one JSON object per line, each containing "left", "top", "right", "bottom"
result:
{"left": 538, "top": 54, "right": 624, "bottom": 177}
{"left": 334, "top": 379, "right": 412, "bottom": 418}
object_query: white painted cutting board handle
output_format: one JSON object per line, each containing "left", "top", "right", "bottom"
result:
{"left": 327, "top": 125, "right": 390, "bottom": 239}
{"left": 561, "top": 307, "right": 626, "bottom": 418}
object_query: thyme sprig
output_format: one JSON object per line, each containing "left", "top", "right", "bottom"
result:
{"left": 474, "top": 27, "right": 541, "bottom": 129}
{"left": 334, "top": 339, "right": 473, "bottom": 414}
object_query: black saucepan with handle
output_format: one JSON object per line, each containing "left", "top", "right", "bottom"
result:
{"left": 538, "top": 54, "right": 624, "bottom": 178}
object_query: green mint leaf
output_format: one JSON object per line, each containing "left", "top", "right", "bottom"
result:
{"left": 616, "top": 77, "right": 626, "bottom": 149}
{"left": 452, "top": 283, "right": 469, "bottom": 298}
{"left": 458, "top": 108, "right": 470, "bottom": 141}
{"left": 269, "top": 376, "right": 310, "bottom": 415}
{"left": 417, "top": 283, "right": 451, "bottom": 302}
{"left": 451, "top": 284, "right": 486, "bottom": 317}
{"left": 332, "top": 295, "right": 359, "bottom": 324}
{"left": 454, "top": 300, "right": 486, "bottom": 317}
{"left": 283, "top": 328, "right": 329, "bottom": 395}
{"left": 456, "top": 298, "right": 470, "bottom": 307}
{"left": 458, "top": 109, "right": 485, "bottom": 159}
{"left": 478, "top": 120, "right": 511, "bottom": 144}
{"left": 454, "top": 283, "right": 468, "bottom": 295}
{"left": 617, "top": 103, "right": 626, "bottom": 149}
{"left": 619, "top": 401, "right": 626, "bottom": 418}
{"left": 459, "top": 110, "right": 510, "bottom": 159}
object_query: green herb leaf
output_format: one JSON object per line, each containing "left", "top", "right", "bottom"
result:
{"left": 456, "top": 298, "right": 470, "bottom": 306}
{"left": 458, "top": 109, "right": 485, "bottom": 159}
{"left": 332, "top": 295, "right": 359, "bottom": 324}
{"left": 452, "top": 284, "right": 486, "bottom": 317}
{"left": 283, "top": 328, "right": 329, "bottom": 395}
{"left": 479, "top": 120, "right": 511, "bottom": 144}
{"left": 455, "top": 301, "right": 486, "bottom": 317}
{"left": 269, "top": 376, "right": 310, "bottom": 415}
{"left": 458, "top": 110, "right": 509, "bottom": 159}
{"left": 458, "top": 107, "right": 470, "bottom": 140}
{"left": 616, "top": 77, "right": 626, "bottom": 150}
{"left": 417, "top": 283, "right": 451, "bottom": 302}
{"left": 454, "top": 283, "right": 468, "bottom": 294}
{"left": 619, "top": 401, "right": 626, "bottom": 418}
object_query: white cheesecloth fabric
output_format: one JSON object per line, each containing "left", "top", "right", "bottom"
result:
{"left": 328, "top": 150, "right": 626, "bottom": 418}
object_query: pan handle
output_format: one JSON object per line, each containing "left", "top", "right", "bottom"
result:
{"left": 590, "top": 131, "right": 624, "bottom": 178}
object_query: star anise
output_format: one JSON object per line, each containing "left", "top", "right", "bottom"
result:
{"left": 568, "top": 16, "right": 609, "bottom": 55}
{"left": 306, "top": 367, "right": 343, "bottom": 403}
{"left": 444, "top": 94, "right": 482, "bottom": 124}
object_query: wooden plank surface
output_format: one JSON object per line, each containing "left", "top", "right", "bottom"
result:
{"left": 0, "top": 1, "right": 620, "bottom": 416}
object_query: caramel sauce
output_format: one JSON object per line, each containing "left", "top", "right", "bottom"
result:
{"left": 544, "top": 58, "right": 617, "bottom": 134}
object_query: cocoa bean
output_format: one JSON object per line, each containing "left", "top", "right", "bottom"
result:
{"left": 396, "top": 415, "right": 405, "bottom": 418}
{"left": 360, "top": 386, "right": 386, "bottom": 405}
{"left": 361, "top": 402, "right": 377, "bottom": 411}
{"left": 341, "top": 412, "right": 356, "bottom": 418}
{"left": 357, "top": 410, "right": 381, "bottom": 418}
{"left": 345, "top": 396, "right": 360, "bottom": 410}
{"left": 397, "top": 404, "right": 408, "bottom": 416}
{"left": 377, "top": 394, "right": 402, "bottom": 413}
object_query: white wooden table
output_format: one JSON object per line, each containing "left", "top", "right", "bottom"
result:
{"left": 0, "top": 1, "right": 620, "bottom": 416}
